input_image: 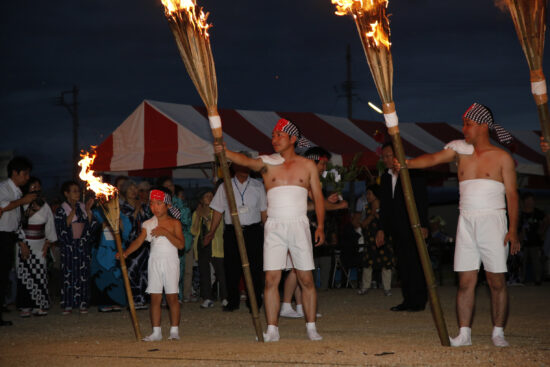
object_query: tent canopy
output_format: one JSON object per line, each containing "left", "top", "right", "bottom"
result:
{"left": 93, "top": 100, "right": 546, "bottom": 177}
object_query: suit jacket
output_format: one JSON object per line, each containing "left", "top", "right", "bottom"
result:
{"left": 379, "top": 169, "right": 429, "bottom": 242}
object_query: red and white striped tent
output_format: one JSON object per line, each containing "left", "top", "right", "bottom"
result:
{"left": 93, "top": 100, "right": 546, "bottom": 178}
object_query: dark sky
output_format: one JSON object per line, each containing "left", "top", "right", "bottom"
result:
{"left": 1, "top": 0, "right": 548, "bottom": 184}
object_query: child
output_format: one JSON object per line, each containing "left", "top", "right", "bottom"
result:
{"left": 117, "top": 187, "right": 185, "bottom": 341}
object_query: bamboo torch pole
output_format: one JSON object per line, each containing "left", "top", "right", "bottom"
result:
{"left": 159, "top": 0, "right": 263, "bottom": 341}
{"left": 502, "top": 0, "right": 550, "bottom": 173}
{"left": 208, "top": 106, "right": 264, "bottom": 342}
{"left": 332, "top": 0, "right": 450, "bottom": 346}
{"left": 100, "top": 198, "right": 142, "bottom": 341}
{"left": 79, "top": 153, "right": 142, "bottom": 341}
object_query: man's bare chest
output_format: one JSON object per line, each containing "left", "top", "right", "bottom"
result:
{"left": 458, "top": 155, "right": 503, "bottom": 181}
{"left": 263, "top": 164, "right": 310, "bottom": 189}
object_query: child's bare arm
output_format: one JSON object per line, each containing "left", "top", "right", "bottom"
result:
{"left": 117, "top": 228, "right": 147, "bottom": 259}
{"left": 152, "top": 220, "right": 185, "bottom": 250}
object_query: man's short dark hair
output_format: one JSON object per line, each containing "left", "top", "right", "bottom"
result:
{"left": 521, "top": 191, "right": 535, "bottom": 201}
{"left": 304, "top": 146, "right": 331, "bottom": 163}
{"left": 7, "top": 156, "right": 32, "bottom": 178}
{"left": 381, "top": 142, "right": 393, "bottom": 152}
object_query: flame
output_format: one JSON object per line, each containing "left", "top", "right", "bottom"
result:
{"left": 365, "top": 21, "right": 391, "bottom": 48}
{"left": 332, "top": 0, "right": 391, "bottom": 49}
{"left": 78, "top": 151, "right": 117, "bottom": 200}
{"left": 161, "top": 0, "right": 212, "bottom": 36}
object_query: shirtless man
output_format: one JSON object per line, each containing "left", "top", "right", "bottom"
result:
{"left": 402, "top": 103, "right": 520, "bottom": 347}
{"left": 214, "top": 118, "right": 325, "bottom": 342}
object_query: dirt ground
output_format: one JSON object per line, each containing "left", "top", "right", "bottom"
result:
{"left": 1, "top": 285, "right": 549, "bottom": 367}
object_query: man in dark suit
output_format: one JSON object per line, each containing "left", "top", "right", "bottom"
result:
{"left": 376, "top": 142, "right": 429, "bottom": 312}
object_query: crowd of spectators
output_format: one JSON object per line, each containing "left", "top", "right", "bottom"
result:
{"left": 1, "top": 153, "right": 549, "bottom": 327}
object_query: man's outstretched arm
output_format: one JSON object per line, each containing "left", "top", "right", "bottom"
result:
{"left": 213, "top": 142, "right": 265, "bottom": 172}
{"left": 406, "top": 149, "right": 456, "bottom": 169}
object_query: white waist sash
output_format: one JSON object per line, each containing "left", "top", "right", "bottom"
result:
{"left": 267, "top": 186, "right": 308, "bottom": 218}
{"left": 459, "top": 179, "right": 505, "bottom": 211}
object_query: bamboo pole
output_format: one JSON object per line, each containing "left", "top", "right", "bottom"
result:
{"left": 159, "top": 1, "right": 263, "bottom": 341}
{"left": 385, "top": 109, "right": 450, "bottom": 347}
{"left": 99, "top": 196, "right": 142, "bottom": 341}
{"left": 332, "top": 0, "right": 449, "bottom": 346}
{"left": 504, "top": 0, "right": 550, "bottom": 173}
{"left": 208, "top": 106, "right": 264, "bottom": 342}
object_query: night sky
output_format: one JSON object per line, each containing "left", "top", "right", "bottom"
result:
{"left": 2, "top": 0, "right": 548, "bottom": 185}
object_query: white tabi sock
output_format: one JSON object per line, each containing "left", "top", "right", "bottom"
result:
{"left": 306, "top": 322, "right": 322, "bottom": 341}
{"left": 449, "top": 327, "right": 471, "bottom": 347}
{"left": 280, "top": 302, "right": 292, "bottom": 312}
{"left": 263, "top": 324, "right": 280, "bottom": 342}
{"left": 168, "top": 326, "right": 180, "bottom": 340}
{"left": 280, "top": 303, "right": 302, "bottom": 318}
{"left": 491, "top": 326, "right": 509, "bottom": 347}
{"left": 143, "top": 326, "right": 162, "bottom": 342}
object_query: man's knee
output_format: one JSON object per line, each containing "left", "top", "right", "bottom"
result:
{"left": 457, "top": 271, "right": 478, "bottom": 292}
{"left": 296, "top": 271, "right": 315, "bottom": 290}
{"left": 265, "top": 271, "right": 281, "bottom": 289}
{"left": 486, "top": 272, "right": 506, "bottom": 292}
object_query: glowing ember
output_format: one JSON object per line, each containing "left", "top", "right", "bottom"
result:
{"left": 161, "top": 0, "right": 212, "bottom": 37}
{"left": 331, "top": 0, "right": 391, "bottom": 49}
{"left": 78, "top": 151, "right": 117, "bottom": 200}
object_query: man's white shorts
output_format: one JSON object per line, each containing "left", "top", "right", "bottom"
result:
{"left": 146, "top": 256, "right": 180, "bottom": 294}
{"left": 263, "top": 215, "right": 315, "bottom": 271}
{"left": 454, "top": 209, "right": 508, "bottom": 273}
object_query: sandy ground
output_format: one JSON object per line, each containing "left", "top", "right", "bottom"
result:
{"left": 1, "top": 285, "right": 549, "bottom": 367}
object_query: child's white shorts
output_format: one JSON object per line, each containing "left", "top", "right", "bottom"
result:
{"left": 454, "top": 209, "right": 508, "bottom": 273}
{"left": 263, "top": 215, "right": 314, "bottom": 271}
{"left": 146, "top": 255, "right": 180, "bottom": 294}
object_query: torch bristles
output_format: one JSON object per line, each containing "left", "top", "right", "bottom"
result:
{"left": 161, "top": 0, "right": 218, "bottom": 111}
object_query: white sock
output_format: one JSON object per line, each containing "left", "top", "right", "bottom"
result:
{"left": 296, "top": 304, "right": 304, "bottom": 315}
{"left": 492, "top": 326, "right": 504, "bottom": 338}
{"left": 263, "top": 324, "right": 280, "bottom": 342}
{"left": 143, "top": 326, "right": 162, "bottom": 342}
{"left": 280, "top": 302, "right": 293, "bottom": 312}
{"left": 168, "top": 326, "right": 180, "bottom": 340}
{"left": 306, "top": 322, "right": 322, "bottom": 341}
{"left": 491, "top": 326, "right": 509, "bottom": 347}
{"left": 280, "top": 303, "right": 301, "bottom": 318}
{"left": 450, "top": 327, "right": 471, "bottom": 347}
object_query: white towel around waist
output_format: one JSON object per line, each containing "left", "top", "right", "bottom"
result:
{"left": 267, "top": 185, "right": 308, "bottom": 218}
{"left": 459, "top": 179, "right": 505, "bottom": 211}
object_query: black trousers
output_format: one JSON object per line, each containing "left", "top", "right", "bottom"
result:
{"left": 0, "top": 232, "right": 17, "bottom": 320}
{"left": 393, "top": 233, "right": 427, "bottom": 308}
{"left": 223, "top": 223, "right": 264, "bottom": 310}
{"left": 197, "top": 242, "right": 227, "bottom": 301}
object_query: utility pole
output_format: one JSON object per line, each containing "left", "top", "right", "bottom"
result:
{"left": 345, "top": 44, "right": 353, "bottom": 119}
{"left": 342, "top": 45, "right": 357, "bottom": 203}
{"left": 56, "top": 85, "right": 79, "bottom": 180}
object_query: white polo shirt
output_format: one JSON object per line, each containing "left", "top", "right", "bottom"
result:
{"left": 0, "top": 178, "right": 22, "bottom": 232}
{"left": 210, "top": 176, "right": 267, "bottom": 226}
